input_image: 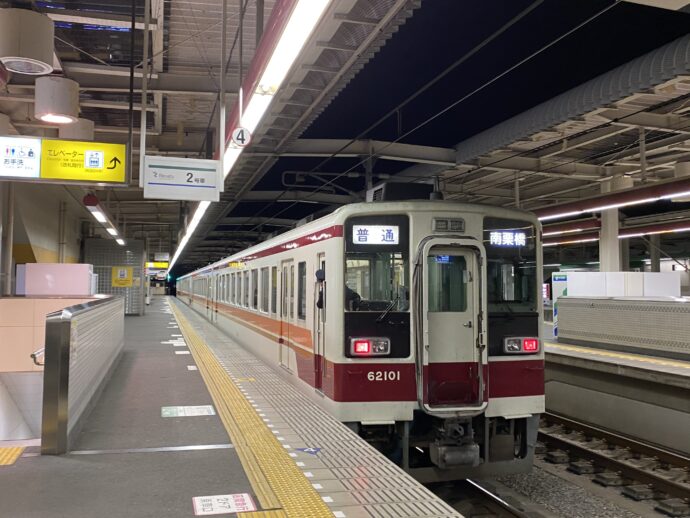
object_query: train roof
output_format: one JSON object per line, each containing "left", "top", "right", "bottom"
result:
{"left": 179, "top": 201, "right": 539, "bottom": 279}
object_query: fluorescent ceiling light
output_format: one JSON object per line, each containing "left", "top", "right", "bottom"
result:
{"left": 542, "top": 228, "right": 584, "bottom": 237}
{"left": 116, "top": 238, "right": 125, "bottom": 246}
{"left": 90, "top": 210, "right": 107, "bottom": 223}
{"left": 543, "top": 238, "right": 599, "bottom": 247}
{"left": 169, "top": 1, "right": 331, "bottom": 271}
{"left": 106, "top": 228, "right": 118, "bottom": 236}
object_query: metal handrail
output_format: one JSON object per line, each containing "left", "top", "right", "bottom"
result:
{"left": 41, "top": 294, "right": 122, "bottom": 455}
{"left": 31, "top": 348, "right": 45, "bottom": 366}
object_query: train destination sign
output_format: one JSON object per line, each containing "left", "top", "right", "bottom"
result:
{"left": 489, "top": 231, "right": 526, "bottom": 247}
{"left": 352, "top": 225, "right": 400, "bottom": 245}
{"left": 0, "top": 136, "right": 41, "bottom": 179}
{"left": 0, "top": 136, "right": 126, "bottom": 184}
{"left": 143, "top": 155, "right": 220, "bottom": 202}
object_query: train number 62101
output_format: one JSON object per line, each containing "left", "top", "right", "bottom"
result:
{"left": 367, "top": 370, "right": 401, "bottom": 382}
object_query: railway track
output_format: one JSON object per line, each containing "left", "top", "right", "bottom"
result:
{"left": 430, "top": 479, "right": 530, "bottom": 517}
{"left": 539, "top": 413, "right": 690, "bottom": 516}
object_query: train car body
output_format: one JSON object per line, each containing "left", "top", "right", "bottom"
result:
{"left": 177, "top": 201, "right": 544, "bottom": 481}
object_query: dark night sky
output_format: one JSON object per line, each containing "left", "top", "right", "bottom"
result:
{"left": 248, "top": 0, "right": 690, "bottom": 218}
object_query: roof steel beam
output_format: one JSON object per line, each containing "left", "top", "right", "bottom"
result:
{"left": 240, "top": 190, "right": 357, "bottom": 204}
{"left": 600, "top": 108, "right": 690, "bottom": 134}
{"left": 284, "top": 139, "right": 456, "bottom": 166}
{"left": 477, "top": 153, "right": 631, "bottom": 178}
{"left": 42, "top": 9, "right": 159, "bottom": 30}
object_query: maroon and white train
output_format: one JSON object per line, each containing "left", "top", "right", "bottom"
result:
{"left": 177, "top": 200, "right": 544, "bottom": 480}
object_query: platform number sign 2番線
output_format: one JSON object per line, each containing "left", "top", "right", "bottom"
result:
{"left": 231, "top": 127, "right": 251, "bottom": 147}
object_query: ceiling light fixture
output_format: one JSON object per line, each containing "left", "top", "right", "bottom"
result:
{"left": 0, "top": 9, "right": 54, "bottom": 75}
{"left": 83, "top": 194, "right": 124, "bottom": 243}
{"left": 35, "top": 76, "right": 79, "bottom": 124}
{"left": 168, "top": 0, "right": 331, "bottom": 272}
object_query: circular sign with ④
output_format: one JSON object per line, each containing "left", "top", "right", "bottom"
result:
{"left": 231, "top": 127, "right": 251, "bottom": 147}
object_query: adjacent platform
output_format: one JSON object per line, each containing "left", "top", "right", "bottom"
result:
{"left": 545, "top": 340, "right": 690, "bottom": 455}
{"left": 0, "top": 297, "right": 460, "bottom": 517}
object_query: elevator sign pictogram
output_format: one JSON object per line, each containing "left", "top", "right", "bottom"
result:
{"left": 41, "top": 139, "right": 126, "bottom": 184}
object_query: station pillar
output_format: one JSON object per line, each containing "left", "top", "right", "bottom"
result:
{"left": 599, "top": 176, "right": 633, "bottom": 272}
{"left": 649, "top": 234, "right": 661, "bottom": 272}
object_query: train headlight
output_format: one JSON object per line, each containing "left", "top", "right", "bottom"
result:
{"left": 350, "top": 337, "right": 391, "bottom": 356}
{"left": 503, "top": 337, "right": 540, "bottom": 354}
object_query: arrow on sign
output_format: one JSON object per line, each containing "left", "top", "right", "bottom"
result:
{"left": 108, "top": 157, "right": 121, "bottom": 169}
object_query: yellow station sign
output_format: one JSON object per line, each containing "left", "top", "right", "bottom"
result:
{"left": 41, "top": 139, "right": 126, "bottom": 183}
{"left": 112, "top": 266, "right": 133, "bottom": 288}
{"left": 146, "top": 261, "right": 169, "bottom": 269}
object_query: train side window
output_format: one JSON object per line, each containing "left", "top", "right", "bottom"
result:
{"left": 236, "top": 273, "right": 241, "bottom": 304}
{"left": 271, "top": 266, "right": 277, "bottom": 316}
{"left": 260, "top": 267, "right": 269, "bottom": 312}
{"left": 251, "top": 269, "right": 258, "bottom": 309}
{"left": 230, "top": 274, "right": 235, "bottom": 304}
{"left": 243, "top": 271, "right": 249, "bottom": 307}
{"left": 290, "top": 265, "right": 295, "bottom": 318}
{"left": 297, "top": 261, "right": 307, "bottom": 320}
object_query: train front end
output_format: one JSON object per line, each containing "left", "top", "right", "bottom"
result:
{"left": 339, "top": 202, "right": 544, "bottom": 480}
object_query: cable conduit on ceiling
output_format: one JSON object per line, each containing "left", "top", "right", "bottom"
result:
{"left": 455, "top": 34, "right": 690, "bottom": 165}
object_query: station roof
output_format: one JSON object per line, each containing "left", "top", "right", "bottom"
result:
{"left": 1, "top": 1, "right": 689, "bottom": 273}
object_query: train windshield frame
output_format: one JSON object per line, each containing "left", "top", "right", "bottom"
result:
{"left": 483, "top": 216, "right": 538, "bottom": 314}
{"left": 344, "top": 214, "right": 410, "bottom": 312}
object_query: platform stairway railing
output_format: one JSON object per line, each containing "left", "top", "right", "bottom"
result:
{"left": 30, "top": 348, "right": 45, "bottom": 366}
{"left": 40, "top": 295, "right": 125, "bottom": 455}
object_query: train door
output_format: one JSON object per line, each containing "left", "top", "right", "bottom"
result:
{"left": 280, "top": 260, "right": 294, "bottom": 371}
{"left": 313, "top": 253, "right": 326, "bottom": 392}
{"left": 419, "top": 238, "right": 487, "bottom": 414}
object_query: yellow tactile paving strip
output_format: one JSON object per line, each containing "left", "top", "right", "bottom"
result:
{"left": 170, "top": 304, "right": 332, "bottom": 518}
{"left": 546, "top": 342, "right": 690, "bottom": 371}
{"left": 0, "top": 447, "right": 24, "bottom": 466}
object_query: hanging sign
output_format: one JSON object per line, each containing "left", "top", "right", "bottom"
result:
{"left": 143, "top": 155, "right": 220, "bottom": 202}
{"left": 0, "top": 136, "right": 42, "bottom": 179}
{"left": 111, "top": 266, "right": 133, "bottom": 288}
{"left": 231, "top": 126, "right": 251, "bottom": 147}
{"left": 41, "top": 139, "right": 127, "bottom": 183}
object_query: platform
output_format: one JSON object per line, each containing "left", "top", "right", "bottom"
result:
{"left": 0, "top": 296, "right": 460, "bottom": 517}
{"left": 544, "top": 340, "right": 690, "bottom": 455}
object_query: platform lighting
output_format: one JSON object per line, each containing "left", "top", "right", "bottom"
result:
{"left": 116, "top": 238, "right": 126, "bottom": 246}
{"left": 168, "top": 0, "right": 331, "bottom": 272}
{"left": 83, "top": 194, "right": 124, "bottom": 243}
{"left": 538, "top": 190, "right": 690, "bottom": 222}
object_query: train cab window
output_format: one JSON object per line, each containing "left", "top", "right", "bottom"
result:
{"left": 297, "top": 262, "right": 306, "bottom": 320}
{"left": 260, "top": 267, "right": 269, "bottom": 313}
{"left": 271, "top": 267, "right": 277, "bottom": 315}
{"left": 483, "top": 217, "right": 538, "bottom": 313}
{"left": 345, "top": 252, "right": 409, "bottom": 311}
{"left": 251, "top": 269, "right": 258, "bottom": 309}
{"left": 427, "top": 254, "right": 467, "bottom": 312}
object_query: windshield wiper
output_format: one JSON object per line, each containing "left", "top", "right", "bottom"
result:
{"left": 376, "top": 295, "right": 399, "bottom": 323}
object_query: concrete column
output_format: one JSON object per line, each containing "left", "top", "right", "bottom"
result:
{"left": 649, "top": 234, "right": 661, "bottom": 272}
{"left": 599, "top": 180, "right": 619, "bottom": 272}
{"left": 620, "top": 238, "right": 630, "bottom": 272}
{"left": 1, "top": 183, "right": 14, "bottom": 295}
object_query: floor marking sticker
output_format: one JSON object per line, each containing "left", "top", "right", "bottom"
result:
{"left": 175, "top": 350, "right": 191, "bottom": 355}
{"left": 333, "top": 512, "right": 346, "bottom": 517}
{"left": 0, "top": 447, "right": 24, "bottom": 466}
{"left": 304, "top": 472, "right": 313, "bottom": 478}
{"left": 297, "top": 447, "right": 321, "bottom": 455}
{"left": 192, "top": 493, "right": 256, "bottom": 515}
{"left": 322, "top": 496, "right": 333, "bottom": 503}
{"left": 187, "top": 365, "right": 198, "bottom": 371}
{"left": 161, "top": 405, "right": 216, "bottom": 417}
{"left": 296, "top": 462, "right": 305, "bottom": 467}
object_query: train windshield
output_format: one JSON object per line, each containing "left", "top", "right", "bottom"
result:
{"left": 483, "top": 217, "right": 538, "bottom": 313}
{"left": 345, "top": 252, "right": 410, "bottom": 311}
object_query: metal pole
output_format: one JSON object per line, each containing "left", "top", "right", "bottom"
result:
{"left": 256, "top": 0, "right": 264, "bottom": 47}
{"left": 139, "top": 0, "right": 151, "bottom": 187}
{"left": 219, "top": 0, "right": 227, "bottom": 177}
{"left": 514, "top": 174, "right": 520, "bottom": 208}
{"left": 639, "top": 127, "right": 647, "bottom": 182}
{"left": 127, "top": 0, "right": 136, "bottom": 184}
{"left": 2, "top": 182, "right": 14, "bottom": 296}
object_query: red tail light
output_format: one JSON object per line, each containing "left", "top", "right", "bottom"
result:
{"left": 353, "top": 339, "right": 371, "bottom": 355}
{"left": 522, "top": 338, "right": 539, "bottom": 352}
{"left": 503, "top": 337, "right": 540, "bottom": 354}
